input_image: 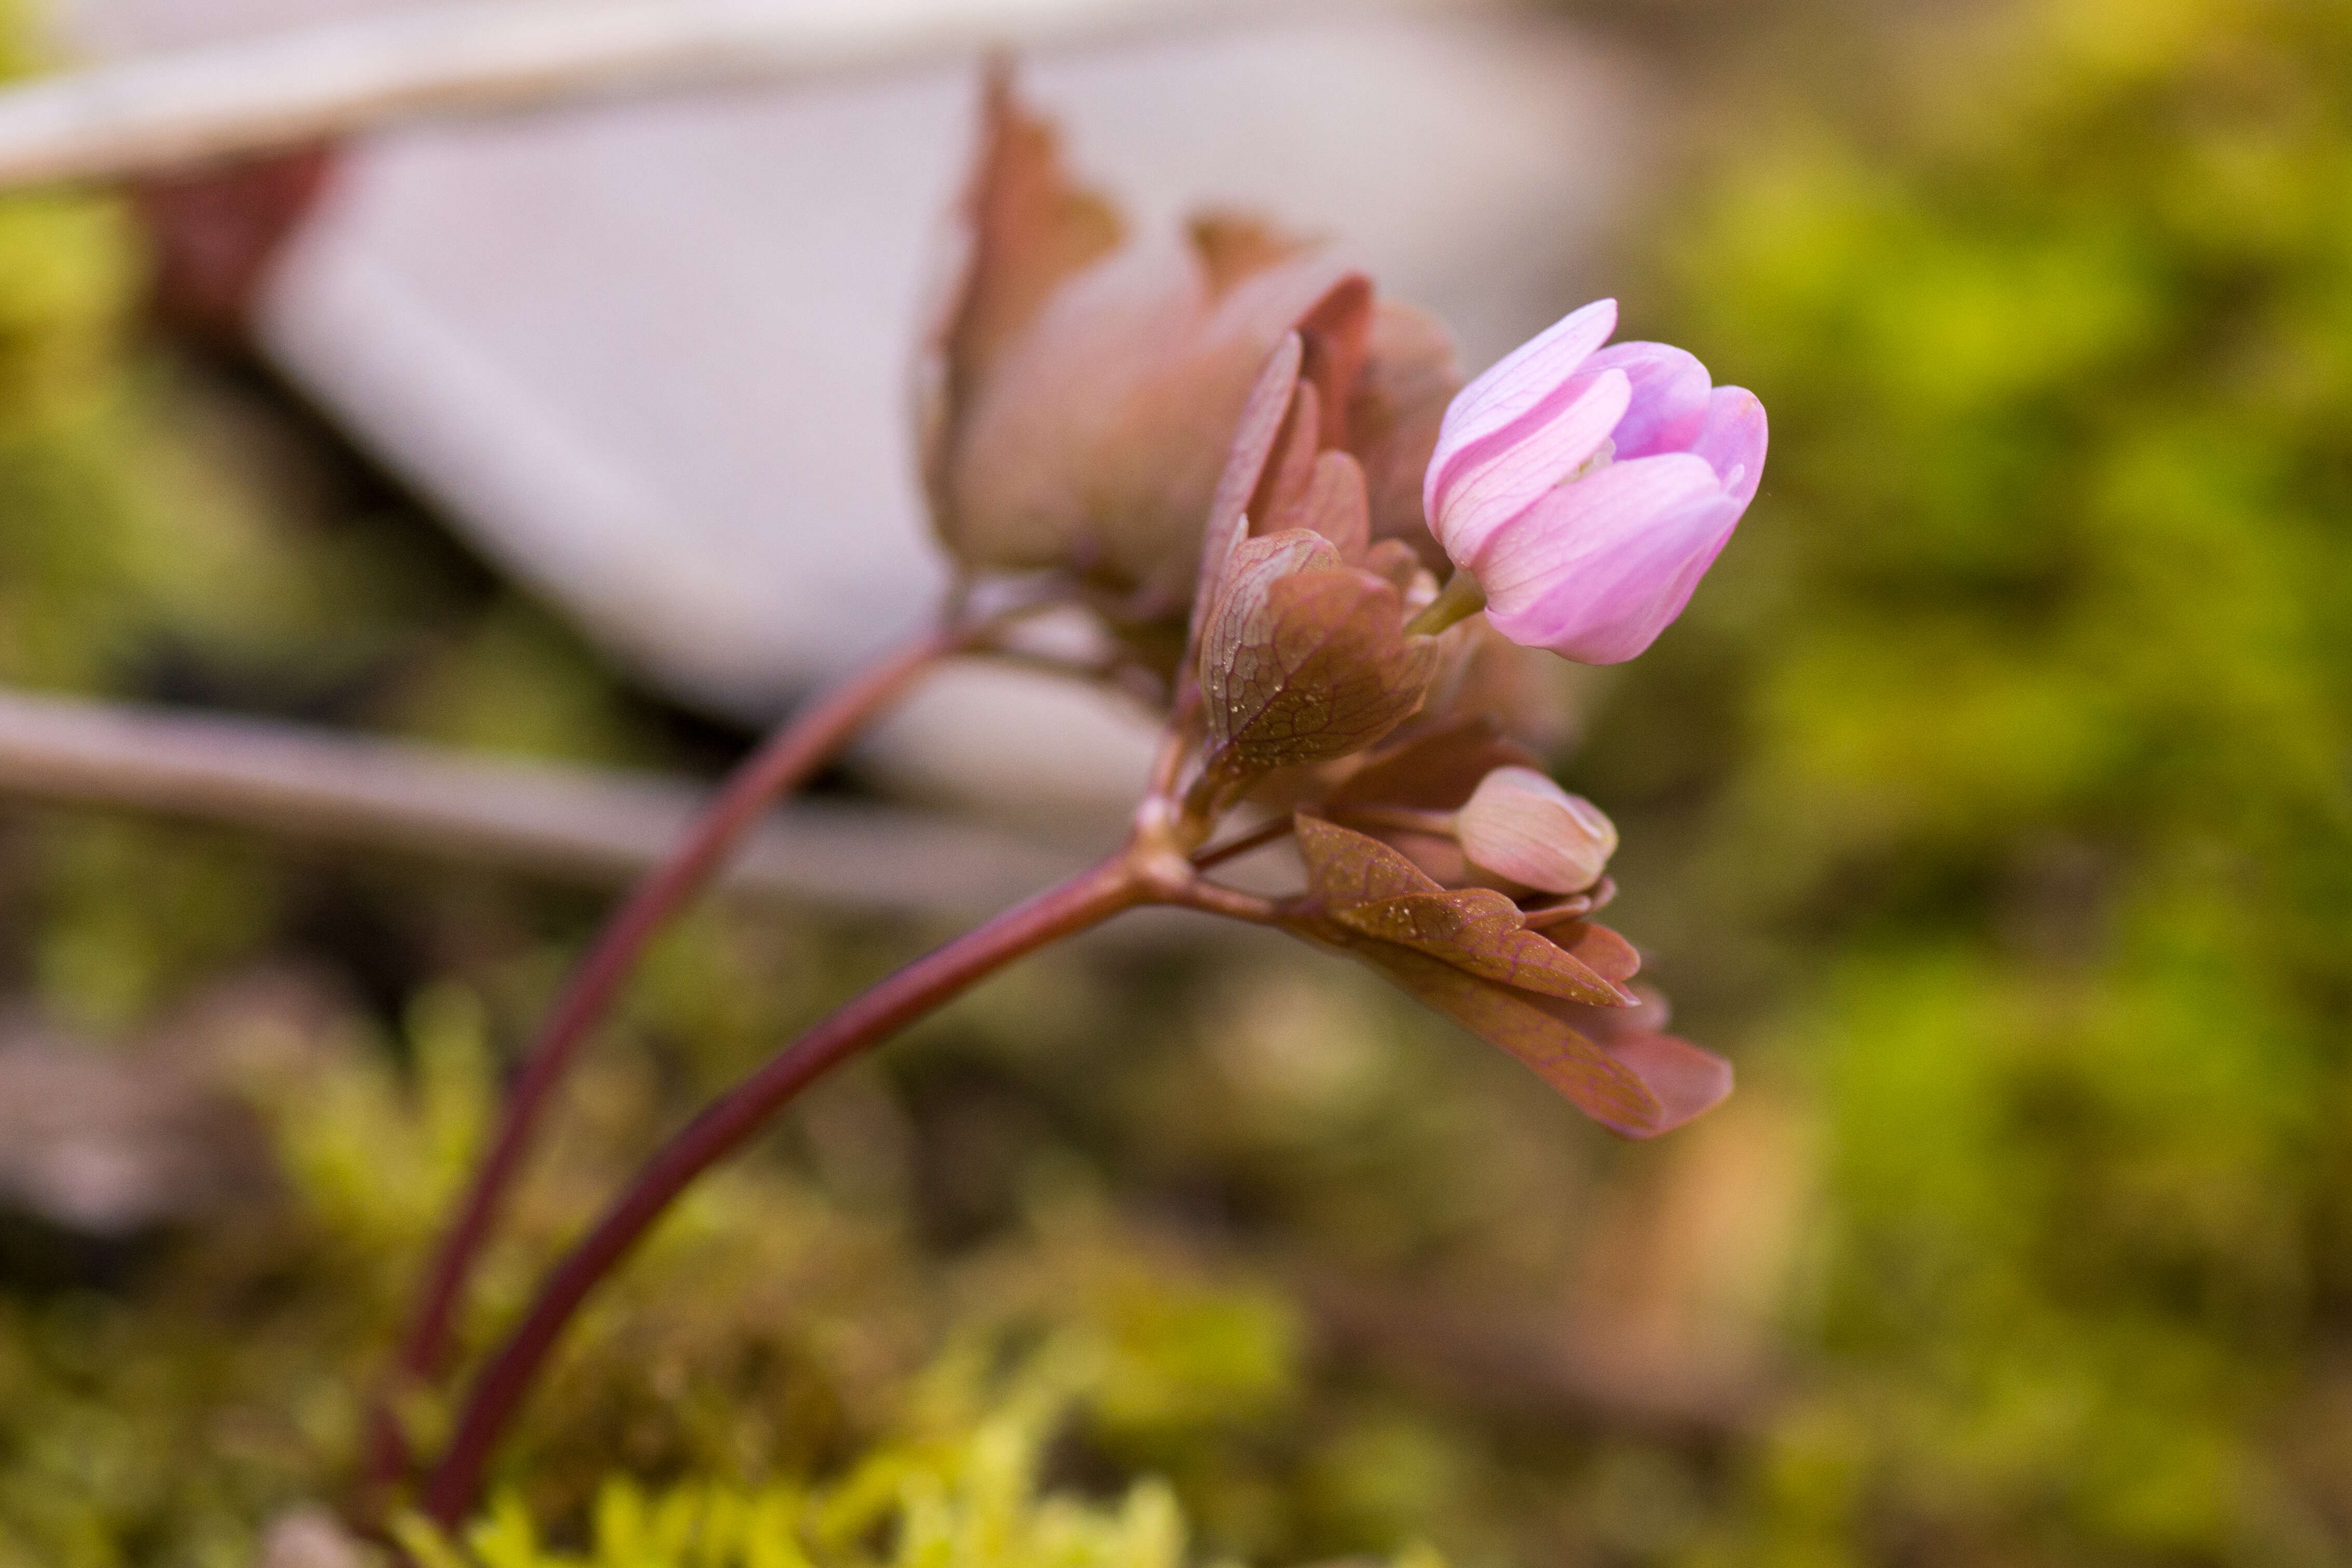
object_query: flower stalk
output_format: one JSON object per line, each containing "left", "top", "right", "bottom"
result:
{"left": 378, "top": 73, "right": 1761, "bottom": 1543}
{"left": 365, "top": 622, "right": 972, "bottom": 1508}
{"left": 1401, "top": 570, "right": 1487, "bottom": 638}
{"left": 415, "top": 831, "right": 1236, "bottom": 1525}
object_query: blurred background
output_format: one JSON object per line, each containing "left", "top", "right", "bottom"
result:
{"left": 0, "top": 0, "right": 2347, "bottom": 1563}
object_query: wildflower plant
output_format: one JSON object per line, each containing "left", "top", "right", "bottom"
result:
{"left": 370, "top": 65, "right": 1769, "bottom": 1539}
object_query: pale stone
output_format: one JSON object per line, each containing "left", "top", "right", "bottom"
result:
{"left": 69, "top": 0, "right": 1649, "bottom": 823}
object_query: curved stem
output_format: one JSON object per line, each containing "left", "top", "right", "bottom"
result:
{"left": 1329, "top": 803, "right": 1458, "bottom": 838}
{"left": 1402, "top": 569, "right": 1486, "bottom": 638}
{"left": 365, "top": 626, "right": 966, "bottom": 1502}
{"left": 1191, "top": 815, "right": 1295, "bottom": 870}
{"left": 418, "top": 851, "right": 1153, "bottom": 1528}
{"left": 1166, "top": 877, "right": 1280, "bottom": 924}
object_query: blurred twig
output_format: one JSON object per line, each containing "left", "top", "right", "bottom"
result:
{"left": 0, "top": 686, "right": 1083, "bottom": 917}
{"left": 0, "top": 0, "right": 1222, "bottom": 188}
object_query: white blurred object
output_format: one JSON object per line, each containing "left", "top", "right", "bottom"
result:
{"left": 32, "top": 0, "right": 1190, "bottom": 184}
{"left": 65, "top": 1, "right": 1649, "bottom": 822}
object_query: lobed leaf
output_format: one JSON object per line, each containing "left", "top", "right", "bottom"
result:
{"left": 1330, "top": 937, "right": 1668, "bottom": 1136}
{"left": 1348, "top": 298, "right": 1465, "bottom": 561}
{"left": 1290, "top": 819, "right": 1719, "bottom": 1134}
{"left": 1326, "top": 716, "right": 1544, "bottom": 814}
{"left": 1190, "top": 334, "right": 1305, "bottom": 648}
{"left": 920, "top": 65, "right": 1124, "bottom": 518}
{"left": 1199, "top": 541, "right": 1435, "bottom": 772}
{"left": 1544, "top": 920, "right": 1640, "bottom": 985}
{"left": 1267, "top": 449, "right": 1372, "bottom": 560}
{"left": 1330, "top": 890, "right": 1636, "bottom": 1006}
{"left": 1294, "top": 808, "right": 1447, "bottom": 903}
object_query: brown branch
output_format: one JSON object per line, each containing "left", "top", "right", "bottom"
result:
{"left": 0, "top": 685, "right": 1082, "bottom": 918}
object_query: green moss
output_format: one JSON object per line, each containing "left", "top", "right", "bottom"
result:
{"left": 1611, "top": 0, "right": 2352, "bottom": 1559}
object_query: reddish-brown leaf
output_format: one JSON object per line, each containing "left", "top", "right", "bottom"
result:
{"left": 1295, "top": 813, "right": 1445, "bottom": 902}
{"left": 921, "top": 64, "right": 1124, "bottom": 508}
{"left": 1251, "top": 379, "right": 1326, "bottom": 543}
{"left": 1268, "top": 449, "right": 1372, "bottom": 561}
{"left": 1326, "top": 716, "right": 1544, "bottom": 814}
{"left": 1546, "top": 921, "right": 1642, "bottom": 985}
{"left": 1590, "top": 1033, "right": 1734, "bottom": 1136}
{"left": 1289, "top": 818, "right": 1720, "bottom": 1133}
{"left": 1297, "top": 274, "right": 1375, "bottom": 450}
{"left": 1359, "top": 539, "right": 1428, "bottom": 598}
{"left": 922, "top": 74, "right": 1374, "bottom": 606}
{"left": 1199, "top": 540, "right": 1435, "bottom": 772}
{"left": 1331, "top": 891, "right": 1635, "bottom": 1006}
{"left": 1191, "top": 335, "right": 1305, "bottom": 647}
{"left": 1334, "top": 938, "right": 1668, "bottom": 1133}
{"left": 1349, "top": 298, "right": 1464, "bottom": 562}
{"left": 1417, "top": 618, "right": 1573, "bottom": 752}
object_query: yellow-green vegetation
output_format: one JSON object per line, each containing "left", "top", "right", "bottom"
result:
{"left": 396, "top": 1324, "right": 1437, "bottom": 1568}
{"left": 1596, "top": 0, "right": 2352, "bottom": 1560}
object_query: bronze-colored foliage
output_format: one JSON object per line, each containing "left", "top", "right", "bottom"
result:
{"left": 1330, "top": 893, "right": 1632, "bottom": 1007}
{"left": 1326, "top": 717, "right": 1545, "bottom": 815}
{"left": 1348, "top": 300, "right": 1463, "bottom": 564}
{"left": 1198, "top": 531, "right": 1437, "bottom": 775}
{"left": 1286, "top": 818, "right": 1728, "bottom": 1138}
{"left": 918, "top": 73, "right": 1370, "bottom": 610}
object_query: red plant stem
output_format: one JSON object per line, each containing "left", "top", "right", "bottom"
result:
{"left": 1329, "top": 803, "right": 1457, "bottom": 837}
{"left": 1190, "top": 815, "right": 1296, "bottom": 870}
{"left": 367, "top": 628, "right": 963, "bottom": 1496}
{"left": 418, "top": 850, "right": 1153, "bottom": 1528}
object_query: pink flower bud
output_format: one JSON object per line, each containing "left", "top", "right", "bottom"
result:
{"left": 1424, "top": 299, "right": 1766, "bottom": 664}
{"left": 1456, "top": 766, "right": 1618, "bottom": 893}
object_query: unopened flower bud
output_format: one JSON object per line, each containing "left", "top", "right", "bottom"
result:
{"left": 1424, "top": 298, "right": 1766, "bottom": 665}
{"left": 1456, "top": 766, "right": 1617, "bottom": 893}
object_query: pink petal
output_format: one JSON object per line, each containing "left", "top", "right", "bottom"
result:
{"left": 1582, "top": 341, "right": 1711, "bottom": 460}
{"left": 1501, "top": 498, "right": 1739, "bottom": 664}
{"left": 1429, "top": 369, "right": 1629, "bottom": 565}
{"left": 1692, "top": 386, "right": 1768, "bottom": 506}
{"left": 1476, "top": 454, "right": 1738, "bottom": 664}
{"left": 1588, "top": 1034, "right": 1733, "bottom": 1139}
{"left": 1423, "top": 298, "right": 1616, "bottom": 520}
{"left": 1473, "top": 453, "right": 1718, "bottom": 596}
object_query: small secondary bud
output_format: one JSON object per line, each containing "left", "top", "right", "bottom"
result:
{"left": 1457, "top": 766, "right": 1618, "bottom": 893}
